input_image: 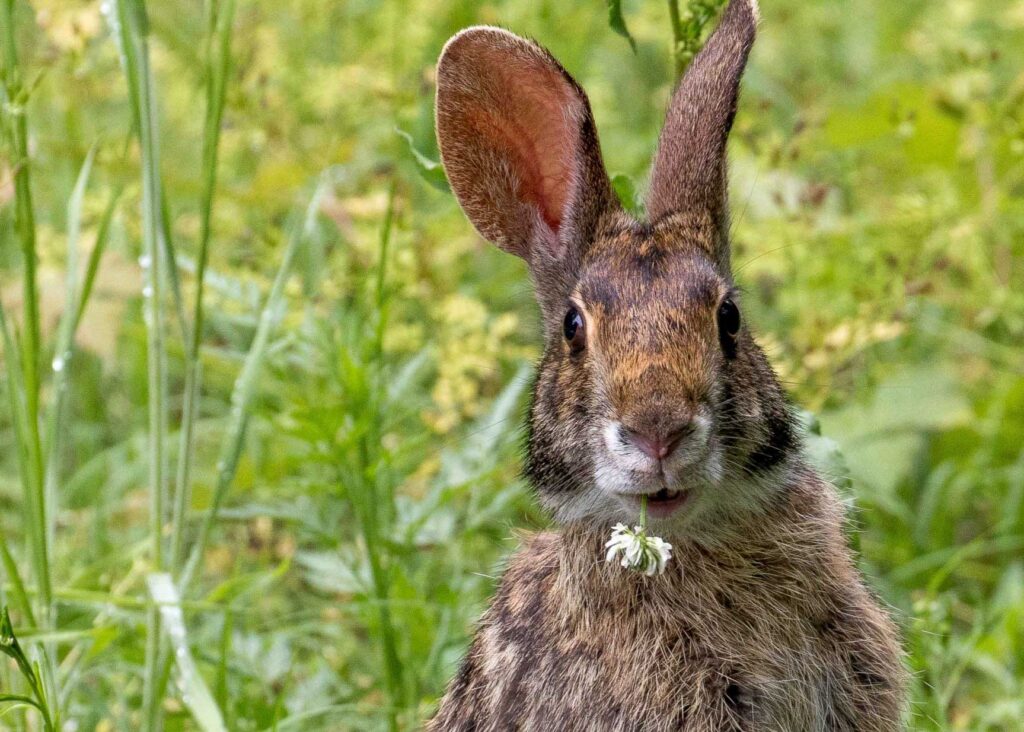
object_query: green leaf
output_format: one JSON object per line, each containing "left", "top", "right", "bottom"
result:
{"left": 0, "top": 607, "right": 54, "bottom": 730}
{"left": 820, "top": 365, "right": 971, "bottom": 496}
{"left": 611, "top": 173, "right": 642, "bottom": 215}
{"left": 606, "top": 0, "right": 637, "bottom": 53}
{"left": 146, "top": 574, "right": 228, "bottom": 732}
{"left": 395, "top": 127, "right": 450, "bottom": 192}
{"left": 181, "top": 179, "right": 323, "bottom": 591}
{"left": 0, "top": 695, "right": 46, "bottom": 716}
{"left": 797, "top": 410, "right": 853, "bottom": 492}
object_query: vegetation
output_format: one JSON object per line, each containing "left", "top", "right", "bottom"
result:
{"left": 0, "top": 0, "right": 1021, "bottom": 729}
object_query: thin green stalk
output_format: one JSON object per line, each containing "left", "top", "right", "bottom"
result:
{"left": 371, "top": 183, "right": 396, "bottom": 516}
{"left": 171, "top": 0, "right": 236, "bottom": 576}
{"left": 1, "top": 0, "right": 53, "bottom": 635}
{"left": 667, "top": 0, "right": 686, "bottom": 78}
{"left": 0, "top": 5, "right": 60, "bottom": 723}
{"left": 112, "top": 0, "right": 170, "bottom": 726}
{"left": 357, "top": 496, "right": 401, "bottom": 732}
{"left": 640, "top": 494, "right": 649, "bottom": 529}
{"left": 42, "top": 147, "right": 95, "bottom": 571}
{"left": 0, "top": 308, "right": 37, "bottom": 629}
{"left": 352, "top": 184, "right": 402, "bottom": 731}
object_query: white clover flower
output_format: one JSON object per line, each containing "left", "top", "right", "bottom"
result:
{"left": 604, "top": 522, "right": 673, "bottom": 576}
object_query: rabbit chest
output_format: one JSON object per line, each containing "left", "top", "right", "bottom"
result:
{"left": 434, "top": 505, "right": 903, "bottom": 732}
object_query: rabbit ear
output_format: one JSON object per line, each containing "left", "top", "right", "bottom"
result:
{"left": 646, "top": 0, "right": 758, "bottom": 248}
{"left": 435, "top": 27, "right": 615, "bottom": 267}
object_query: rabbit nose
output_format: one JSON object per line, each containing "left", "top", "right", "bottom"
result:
{"left": 623, "top": 422, "right": 695, "bottom": 461}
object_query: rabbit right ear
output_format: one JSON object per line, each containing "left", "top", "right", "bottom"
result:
{"left": 647, "top": 0, "right": 758, "bottom": 268}
{"left": 435, "top": 27, "right": 615, "bottom": 268}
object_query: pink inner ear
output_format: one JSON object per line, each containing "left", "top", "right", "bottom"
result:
{"left": 465, "top": 52, "right": 581, "bottom": 235}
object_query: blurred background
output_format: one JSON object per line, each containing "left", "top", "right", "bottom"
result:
{"left": 0, "top": 0, "right": 1022, "bottom": 729}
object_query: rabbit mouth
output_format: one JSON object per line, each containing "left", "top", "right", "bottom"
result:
{"left": 621, "top": 487, "right": 691, "bottom": 518}
{"left": 649, "top": 487, "right": 682, "bottom": 502}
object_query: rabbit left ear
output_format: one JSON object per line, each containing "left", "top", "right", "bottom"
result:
{"left": 646, "top": 0, "right": 759, "bottom": 265}
{"left": 435, "top": 27, "right": 616, "bottom": 269}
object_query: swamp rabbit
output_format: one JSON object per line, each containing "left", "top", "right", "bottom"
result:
{"left": 429, "top": 0, "right": 906, "bottom": 729}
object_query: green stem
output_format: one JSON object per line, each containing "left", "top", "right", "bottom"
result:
{"left": 1, "top": 0, "right": 52, "bottom": 633}
{"left": 1, "top": 3, "right": 61, "bottom": 725}
{"left": 370, "top": 188, "right": 403, "bottom": 731}
{"left": 114, "top": 0, "right": 169, "bottom": 725}
{"left": 171, "top": 0, "right": 235, "bottom": 576}
{"left": 666, "top": 0, "right": 685, "bottom": 78}
{"left": 640, "top": 494, "right": 649, "bottom": 530}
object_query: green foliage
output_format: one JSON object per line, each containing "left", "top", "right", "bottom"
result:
{"left": 605, "top": 0, "right": 638, "bottom": 54}
{"left": 0, "top": 607, "right": 54, "bottom": 730}
{"left": 0, "top": 0, "right": 1021, "bottom": 730}
{"left": 395, "top": 128, "right": 450, "bottom": 193}
{"left": 666, "top": 0, "right": 728, "bottom": 76}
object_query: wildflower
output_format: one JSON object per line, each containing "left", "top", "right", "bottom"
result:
{"left": 604, "top": 496, "right": 673, "bottom": 576}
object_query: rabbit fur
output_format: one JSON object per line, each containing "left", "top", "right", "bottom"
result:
{"left": 429, "top": 0, "right": 906, "bottom": 729}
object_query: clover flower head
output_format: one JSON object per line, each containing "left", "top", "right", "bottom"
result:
{"left": 604, "top": 522, "right": 673, "bottom": 576}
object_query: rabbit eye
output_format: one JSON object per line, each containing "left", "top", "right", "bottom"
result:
{"left": 563, "top": 307, "right": 586, "bottom": 353}
{"left": 717, "top": 298, "right": 741, "bottom": 358}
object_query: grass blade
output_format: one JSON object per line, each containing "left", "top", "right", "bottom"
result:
{"left": 110, "top": 0, "right": 172, "bottom": 725}
{"left": 1, "top": 15, "right": 56, "bottom": 711}
{"left": 0, "top": 309, "right": 37, "bottom": 628}
{"left": 171, "top": 0, "right": 237, "bottom": 576}
{"left": 180, "top": 181, "right": 324, "bottom": 591}
{"left": 42, "top": 146, "right": 96, "bottom": 566}
{"left": 146, "top": 574, "right": 227, "bottom": 732}
{"left": 72, "top": 185, "right": 124, "bottom": 332}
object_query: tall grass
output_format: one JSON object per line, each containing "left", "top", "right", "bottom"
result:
{"left": 107, "top": 2, "right": 171, "bottom": 725}
{"left": 2, "top": 0, "right": 62, "bottom": 724}
{"left": 0, "top": 0, "right": 282, "bottom": 726}
{"left": 0, "top": 0, "right": 1020, "bottom": 729}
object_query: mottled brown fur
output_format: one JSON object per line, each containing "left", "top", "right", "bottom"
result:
{"left": 430, "top": 0, "right": 906, "bottom": 728}
{"left": 431, "top": 473, "right": 903, "bottom": 731}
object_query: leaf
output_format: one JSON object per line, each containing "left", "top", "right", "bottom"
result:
{"left": 436, "top": 362, "right": 531, "bottom": 489}
{"left": 296, "top": 550, "right": 368, "bottom": 595}
{"left": 395, "top": 127, "right": 450, "bottom": 192}
{"left": 0, "top": 695, "right": 45, "bottom": 715}
{"left": 606, "top": 0, "right": 637, "bottom": 53}
{"left": 146, "top": 574, "right": 227, "bottom": 732}
{"left": 820, "top": 365, "right": 971, "bottom": 495}
{"left": 797, "top": 410, "right": 853, "bottom": 492}
{"left": 181, "top": 179, "right": 323, "bottom": 591}
{"left": 611, "top": 173, "right": 642, "bottom": 215}
{"left": 0, "top": 608, "right": 53, "bottom": 730}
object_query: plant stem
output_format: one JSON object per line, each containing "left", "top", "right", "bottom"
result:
{"left": 666, "top": 0, "right": 686, "bottom": 78}
{"left": 112, "top": 0, "right": 170, "bottom": 725}
{"left": 362, "top": 184, "right": 402, "bottom": 731}
{"left": 171, "top": 0, "right": 235, "bottom": 576}
{"left": 1, "top": 0, "right": 52, "bottom": 633}
{"left": 640, "top": 494, "right": 649, "bottom": 529}
{"left": 1, "top": 2, "right": 61, "bottom": 724}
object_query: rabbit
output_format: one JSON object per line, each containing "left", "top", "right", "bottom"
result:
{"left": 428, "top": 0, "right": 906, "bottom": 729}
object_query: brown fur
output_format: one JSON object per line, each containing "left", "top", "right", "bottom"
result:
{"left": 431, "top": 0, "right": 906, "bottom": 728}
{"left": 431, "top": 472, "right": 903, "bottom": 731}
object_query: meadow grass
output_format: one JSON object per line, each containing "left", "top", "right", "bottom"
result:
{"left": 0, "top": 0, "right": 1022, "bottom": 730}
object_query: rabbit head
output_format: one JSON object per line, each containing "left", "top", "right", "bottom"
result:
{"left": 435, "top": 0, "right": 797, "bottom": 537}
